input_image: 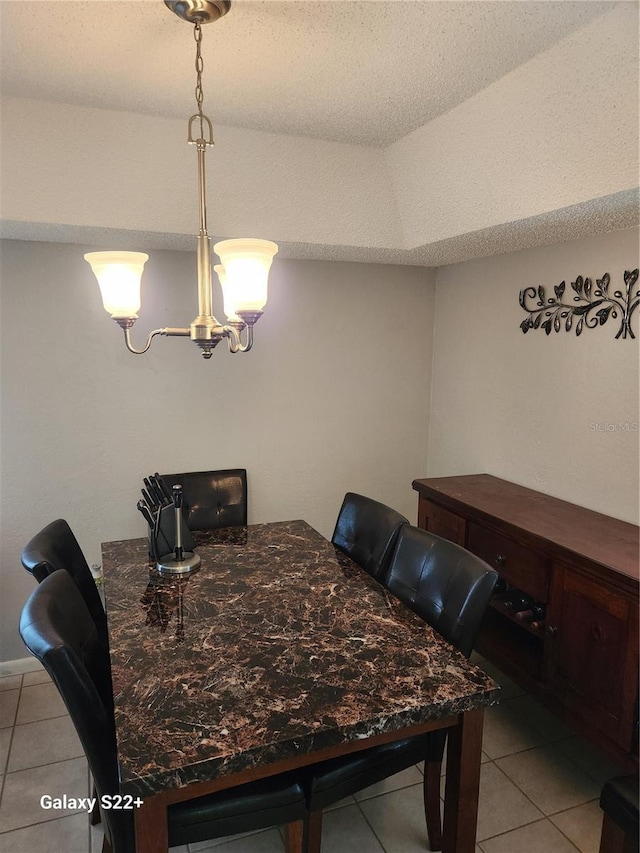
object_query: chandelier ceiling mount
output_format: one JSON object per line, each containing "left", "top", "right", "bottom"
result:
{"left": 164, "top": 1, "right": 231, "bottom": 25}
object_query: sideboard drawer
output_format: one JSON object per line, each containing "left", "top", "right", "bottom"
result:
{"left": 468, "top": 522, "right": 550, "bottom": 601}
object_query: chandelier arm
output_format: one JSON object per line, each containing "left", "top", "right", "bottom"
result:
{"left": 223, "top": 324, "right": 254, "bottom": 354}
{"left": 118, "top": 323, "right": 191, "bottom": 355}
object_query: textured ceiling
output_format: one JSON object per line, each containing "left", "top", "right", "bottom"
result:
{"left": 0, "top": 0, "right": 614, "bottom": 146}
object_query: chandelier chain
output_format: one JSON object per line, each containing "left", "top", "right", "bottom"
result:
{"left": 194, "top": 22, "right": 206, "bottom": 135}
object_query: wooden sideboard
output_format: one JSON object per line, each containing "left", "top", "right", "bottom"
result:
{"left": 412, "top": 474, "right": 639, "bottom": 770}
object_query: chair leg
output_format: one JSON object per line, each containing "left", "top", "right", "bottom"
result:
{"left": 303, "top": 809, "right": 323, "bottom": 853}
{"left": 285, "top": 819, "right": 304, "bottom": 853}
{"left": 424, "top": 759, "right": 443, "bottom": 851}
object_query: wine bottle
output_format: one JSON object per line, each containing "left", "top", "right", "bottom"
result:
{"left": 515, "top": 603, "right": 546, "bottom": 623}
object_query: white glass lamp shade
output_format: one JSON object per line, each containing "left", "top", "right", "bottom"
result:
{"left": 84, "top": 251, "right": 149, "bottom": 319}
{"left": 213, "top": 239, "right": 278, "bottom": 314}
{"left": 214, "top": 263, "right": 242, "bottom": 324}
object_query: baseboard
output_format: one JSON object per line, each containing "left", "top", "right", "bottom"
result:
{"left": 0, "top": 656, "right": 43, "bottom": 677}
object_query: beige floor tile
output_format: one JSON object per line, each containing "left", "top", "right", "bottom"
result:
{"left": 8, "top": 716, "right": 83, "bottom": 772}
{"left": 555, "top": 737, "right": 625, "bottom": 787}
{"left": 354, "top": 765, "right": 424, "bottom": 801}
{"left": 322, "top": 801, "right": 385, "bottom": 852}
{"left": 22, "top": 670, "right": 50, "bottom": 687}
{"left": 496, "top": 745, "right": 600, "bottom": 815}
{"left": 0, "top": 691, "right": 20, "bottom": 729}
{"left": 190, "top": 828, "right": 272, "bottom": 850}
{"left": 90, "top": 822, "right": 180, "bottom": 853}
{"left": 474, "top": 762, "right": 544, "bottom": 841}
{"left": 482, "top": 704, "right": 547, "bottom": 759}
{"left": 0, "top": 660, "right": 42, "bottom": 678}
{"left": 0, "top": 676, "right": 22, "bottom": 693}
{"left": 359, "top": 782, "right": 435, "bottom": 852}
{"left": 550, "top": 799, "right": 603, "bottom": 853}
{"left": 325, "top": 795, "right": 356, "bottom": 812}
{"left": 0, "top": 757, "right": 88, "bottom": 832}
{"left": 479, "top": 817, "right": 580, "bottom": 852}
{"left": 0, "top": 811, "right": 89, "bottom": 853}
{"left": 190, "top": 828, "right": 283, "bottom": 852}
{"left": 16, "top": 682, "right": 68, "bottom": 725}
{"left": 505, "top": 695, "right": 572, "bottom": 743}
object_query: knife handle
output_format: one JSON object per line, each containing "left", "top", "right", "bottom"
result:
{"left": 141, "top": 487, "right": 158, "bottom": 510}
{"left": 154, "top": 474, "right": 173, "bottom": 504}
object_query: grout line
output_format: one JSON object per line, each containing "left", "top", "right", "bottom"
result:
{"left": 4, "top": 754, "right": 87, "bottom": 778}
{"left": 551, "top": 818, "right": 590, "bottom": 853}
{"left": 12, "top": 711, "right": 71, "bottom": 728}
{"left": 478, "top": 816, "right": 582, "bottom": 852}
{"left": 353, "top": 797, "right": 388, "bottom": 853}
{"left": 0, "top": 810, "right": 89, "bottom": 836}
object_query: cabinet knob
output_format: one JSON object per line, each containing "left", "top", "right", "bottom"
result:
{"left": 545, "top": 625, "right": 558, "bottom": 638}
{"left": 494, "top": 554, "right": 506, "bottom": 565}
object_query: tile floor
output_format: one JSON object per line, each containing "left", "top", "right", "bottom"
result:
{"left": 0, "top": 654, "right": 623, "bottom": 853}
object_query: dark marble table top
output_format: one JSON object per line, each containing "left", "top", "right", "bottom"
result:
{"left": 102, "top": 519, "right": 499, "bottom": 797}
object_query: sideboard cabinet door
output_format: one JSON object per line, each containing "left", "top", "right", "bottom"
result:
{"left": 547, "top": 562, "right": 639, "bottom": 752}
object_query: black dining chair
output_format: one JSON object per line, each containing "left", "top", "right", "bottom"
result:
{"left": 19, "top": 570, "right": 306, "bottom": 853}
{"left": 159, "top": 469, "right": 247, "bottom": 531}
{"left": 21, "top": 518, "right": 108, "bottom": 649}
{"left": 302, "top": 524, "right": 498, "bottom": 852}
{"left": 331, "top": 492, "right": 409, "bottom": 583}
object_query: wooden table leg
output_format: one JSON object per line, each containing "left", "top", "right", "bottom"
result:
{"left": 442, "top": 708, "right": 484, "bottom": 853}
{"left": 134, "top": 792, "right": 169, "bottom": 853}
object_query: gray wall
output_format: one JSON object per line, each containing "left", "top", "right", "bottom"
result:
{"left": 428, "top": 226, "right": 639, "bottom": 524}
{"left": 0, "top": 240, "right": 435, "bottom": 662}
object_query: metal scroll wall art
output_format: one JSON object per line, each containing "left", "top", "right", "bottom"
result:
{"left": 519, "top": 269, "right": 639, "bottom": 339}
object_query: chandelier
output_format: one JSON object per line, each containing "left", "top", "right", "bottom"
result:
{"left": 84, "top": 0, "right": 278, "bottom": 360}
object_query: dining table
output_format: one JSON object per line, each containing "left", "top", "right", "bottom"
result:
{"left": 101, "top": 518, "right": 500, "bottom": 853}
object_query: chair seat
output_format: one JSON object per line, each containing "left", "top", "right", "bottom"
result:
{"left": 169, "top": 772, "right": 306, "bottom": 847}
{"left": 306, "top": 733, "right": 431, "bottom": 811}
{"left": 600, "top": 775, "right": 639, "bottom": 841}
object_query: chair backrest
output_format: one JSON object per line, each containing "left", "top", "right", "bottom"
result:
{"left": 160, "top": 469, "right": 247, "bottom": 531}
{"left": 386, "top": 525, "right": 497, "bottom": 657}
{"left": 19, "top": 571, "right": 132, "bottom": 852}
{"left": 331, "top": 492, "right": 409, "bottom": 583}
{"left": 21, "top": 519, "right": 108, "bottom": 646}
